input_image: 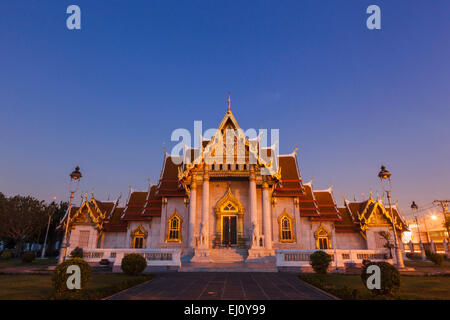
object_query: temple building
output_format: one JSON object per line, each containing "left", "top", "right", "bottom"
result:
{"left": 60, "top": 103, "right": 408, "bottom": 268}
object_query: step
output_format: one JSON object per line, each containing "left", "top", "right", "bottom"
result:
{"left": 210, "top": 248, "right": 248, "bottom": 263}
{"left": 179, "top": 261, "right": 278, "bottom": 272}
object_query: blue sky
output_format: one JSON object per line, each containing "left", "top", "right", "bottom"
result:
{"left": 0, "top": 1, "right": 449, "bottom": 217}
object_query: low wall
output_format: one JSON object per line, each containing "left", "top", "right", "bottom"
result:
{"left": 276, "top": 249, "right": 392, "bottom": 268}
{"left": 68, "top": 248, "right": 182, "bottom": 271}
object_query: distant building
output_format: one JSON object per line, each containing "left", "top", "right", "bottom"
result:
{"left": 404, "top": 214, "right": 448, "bottom": 243}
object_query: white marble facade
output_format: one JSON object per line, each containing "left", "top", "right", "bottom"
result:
{"left": 66, "top": 108, "right": 407, "bottom": 262}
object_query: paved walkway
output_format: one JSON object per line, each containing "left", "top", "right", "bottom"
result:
{"left": 107, "top": 272, "right": 336, "bottom": 300}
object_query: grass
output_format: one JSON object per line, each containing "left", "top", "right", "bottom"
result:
{"left": 0, "top": 273, "right": 153, "bottom": 300}
{"left": 405, "top": 259, "right": 450, "bottom": 272}
{"left": 299, "top": 273, "right": 450, "bottom": 300}
{"left": 0, "top": 258, "right": 58, "bottom": 269}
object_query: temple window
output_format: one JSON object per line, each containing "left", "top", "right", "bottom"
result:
{"left": 228, "top": 164, "right": 231, "bottom": 170}
{"left": 131, "top": 225, "right": 147, "bottom": 248}
{"left": 133, "top": 236, "right": 144, "bottom": 248}
{"left": 166, "top": 211, "right": 182, "bottom": 242}
{"left": 278, "top": 211, "right": 295, "bottom": 243}
{"left": 315, "top": 224, "right": 331, "bottom": 249}
{"left": 78, "top": 230, "right": 90, "bottom": 247}
{"left": 220, "top": 164, "right": 223, "bottom": 170}
{"left": 212, "top": 164, "right": 215, "bottom": 171}
{"left": 318, "top": 237, "right": 329, "bottom": 249}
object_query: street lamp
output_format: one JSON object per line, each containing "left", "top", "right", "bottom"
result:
{"left": 411, "top": 201, "right": 422, "bottom": 243}
{"left": 378, "top": 165, "right": 405, "bottom": 268}
{"left": 41, "top": 199, "right": 56, "bottom": 259}
{"left": 58, "top": 166, "right": 82, "bottom": 263}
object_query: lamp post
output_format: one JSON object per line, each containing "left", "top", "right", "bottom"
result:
{"left": 41, "top": 199, "right": 56, "bottom": 259}
{"left": 378, "top": 165, "right": 405, "bottom": 268}
{"left": 58, "top": 166, "right": 82, "bottom": 263}
{"left": 411, "top": 201, "right": 422, "bottom": 243}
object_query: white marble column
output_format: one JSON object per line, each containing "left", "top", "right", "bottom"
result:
{"left": 188, "top": 180, "right": 197, "bottom": 249}
{"left": 293, "top": 198, "right": 302, "bottom": 247}
{"left": 159, "top": 198, "right": 167, "bottom": 245}
{"left": 249, "top": 169, "right": 257, "bottom": 247}
{"left": 200, "top": 172, "right": 210, "bottom": 248}
{"left": 262, "top": 182, "right": 272, "bottom": 249}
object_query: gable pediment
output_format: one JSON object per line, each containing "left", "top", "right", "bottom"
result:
{"left": 215, "top": 186, "right": 245, "bottom": 215}
{"left": 70, "top": 200, "right": 104, "bottom": 230}
{"left": 367, "top": 206, "right": 391, "bottom": 226}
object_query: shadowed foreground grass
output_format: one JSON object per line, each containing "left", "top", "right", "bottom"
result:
{"left": 0, "top": 258, "right": 58, "bottom": 269}
{"left": 0, "top": 273, "right": 153, "bottom": 300}
{"left": 299, "top": 273, "right": 450, "bottom": 300}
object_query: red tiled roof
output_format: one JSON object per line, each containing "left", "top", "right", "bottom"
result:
{"left": 335, "top": 207, "right": 359, "bottom": 233}
{"left": 156, "top": 155, "right": 186, "bottom": 197}
{"left": 344, "top": 199, "right": 408, "bottom": 232}
{"left": 273, "top": 155, "right": 304, "bottom": 197}
{"left": 142, "top": 185, "right": 162, "bottom": 217}
{"left": 121, "top": 191, "right": 150, "bottom": 221}
{"left": 311, "top": 190, "right": 341, "bottom": 221}
{"left": 298, "top": 184, "right": 320, "bottom": 217}
{"left": 104, "top": 207, "right": 127, "bottom": 232}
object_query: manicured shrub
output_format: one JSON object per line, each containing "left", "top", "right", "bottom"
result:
{"left": 22, "top": 251, "right": 36, "bottom": 263}
{"left": 70, "top": 247, "right": 83, "bottom": 258}
{"left": 52, "top": 258, "right": 92, "bottom": 295}
{"left": 121, "top": 253, "right": 147, "bottom": 275}
{"left": 309, "top": 251, "right": 332, "bottom": 274}
{"left": 361, "top": 261, "right": 400, "bottom": 296}
{"left": 1, "top": 251, "right": 12, "bottom": 260}
{"left": 429, "top": 253, "right": 444, "bottom": 266}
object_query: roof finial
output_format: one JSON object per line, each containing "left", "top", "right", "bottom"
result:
{"left": 227, "top": 92, "right": 231, "bottom": 113}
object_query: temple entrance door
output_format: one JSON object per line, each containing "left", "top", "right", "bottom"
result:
{"left": 222, "top": 215, "right": 237, "bottom": 247}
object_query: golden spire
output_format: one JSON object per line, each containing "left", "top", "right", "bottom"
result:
{"left": 227, "top": 92, "right": 231, "bottom": 113}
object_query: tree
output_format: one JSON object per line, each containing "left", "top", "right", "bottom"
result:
{"left": 0, "top": 195, "right": 49, "bottom": 255}
{"left": 45, "top": 201, "right": 68, "bottom": 254}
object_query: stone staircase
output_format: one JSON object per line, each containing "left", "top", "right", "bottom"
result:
{"left": 210, "top": 248, "right": 248, "bottom": 263}
{"left": 179, "top": 248, "right": 278, "bottom": 272}
{"left": 179, "top": 261, "right": 278, "bottom": 272}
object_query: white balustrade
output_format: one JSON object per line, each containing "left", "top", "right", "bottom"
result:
{"left": 276, "top": 249, "right": 392, "bottom": 268}
{"left": 72, "top": 248, "right": 181, "bottom": 267}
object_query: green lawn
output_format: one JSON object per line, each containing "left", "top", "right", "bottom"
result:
{"left": 0, "top": 258, "right": 58, "bottom": 269}
{"left": 299, "top": 273, "right": 450, "bottom": 300}
{"left": 0, "top": 273, "right": 153, "bottom": 300}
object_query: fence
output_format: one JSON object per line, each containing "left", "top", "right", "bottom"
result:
{"left": 70, "top": 248, "right": 182, "bottom": 269}
{"left": 403, "top": 241, "right": 449, "bottom": 256}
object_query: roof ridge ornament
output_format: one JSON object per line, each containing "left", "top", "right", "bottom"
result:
{"left": 227, "top": 92, "right": 231, "bottom": 113}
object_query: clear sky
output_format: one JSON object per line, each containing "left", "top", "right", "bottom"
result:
{"left": 0, "top": 1, "right": 449, "bottom": 218}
